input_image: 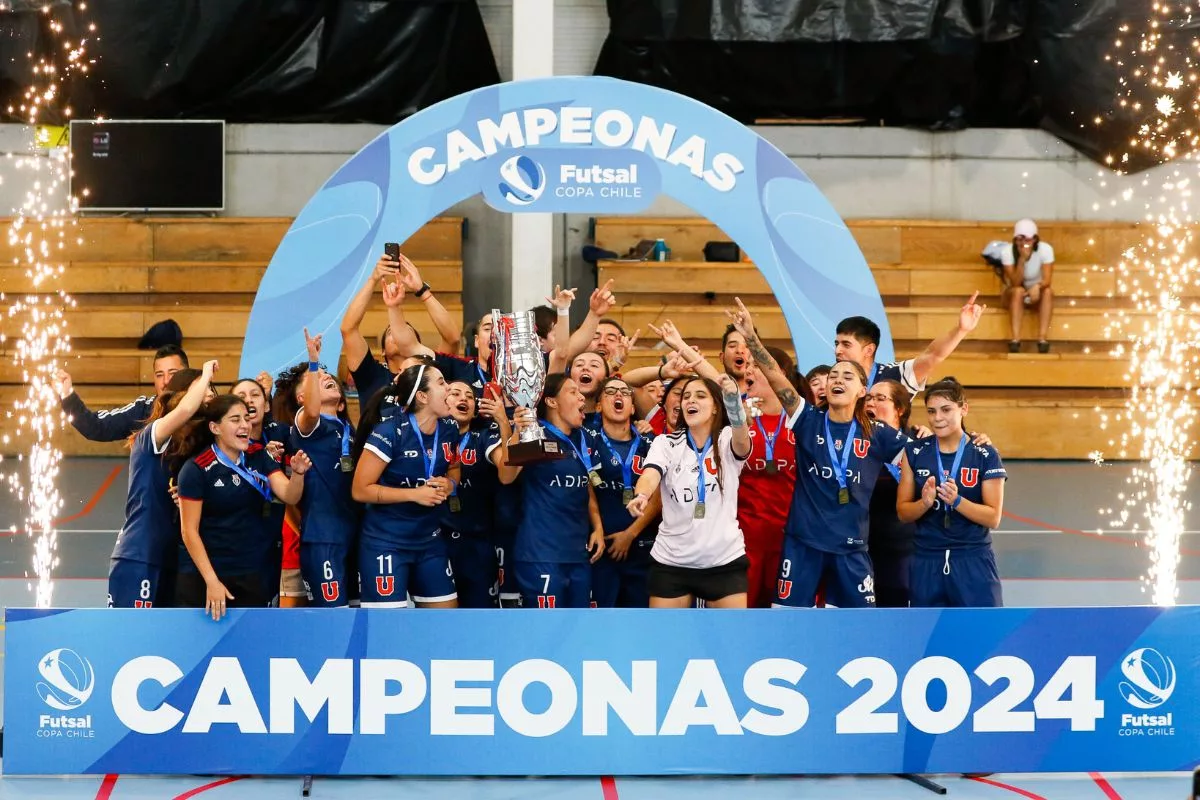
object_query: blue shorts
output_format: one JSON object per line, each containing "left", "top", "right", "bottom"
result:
{"left": 591, "top": 538, "right": 653, "bottom": 608}
{"left": 774, "top": 539, "right": 876, "bottom": 609}
{"left": 494, "top": 529, "right": 520, "bottom": 605}
{"left": 359, "top": 539, "right": 457, "bottom": 607}
{"left": 107, "top": 559, "right": 161, "bottom": 608}
{"left": 910, "top": 548, "right": 1003, "bottom": 608}
{"left": 299, "top": 542, "right": 350, "bottom": 608}
{"left": 447, "top": 531, "right": 498, "bottom": 609}
{"left": 514, "top": 561, "right": 591, "bottom": 609}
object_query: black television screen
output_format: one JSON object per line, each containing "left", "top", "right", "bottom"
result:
{"left": 70, "top": 120, "right": 225, "bottom": 212}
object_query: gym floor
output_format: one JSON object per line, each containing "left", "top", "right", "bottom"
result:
{"left": 0, "top": 457, "right": 1195, "bottom": 798}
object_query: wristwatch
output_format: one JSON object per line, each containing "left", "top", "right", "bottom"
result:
{"left": 415, "top": 282, "right": 432, "bottom": 298}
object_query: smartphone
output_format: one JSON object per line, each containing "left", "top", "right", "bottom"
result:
{"left": 384, "top": 242, "right": 400, "bottom": 263}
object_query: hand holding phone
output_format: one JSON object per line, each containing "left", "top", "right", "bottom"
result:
{"left": 384, "top": 242, "right": 400, "bottom": 263}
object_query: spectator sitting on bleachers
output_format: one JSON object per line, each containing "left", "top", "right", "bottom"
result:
{"left": 1000, "top": 218, "right": 1054, "bottom": 354}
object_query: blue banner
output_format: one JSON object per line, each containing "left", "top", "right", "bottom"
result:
{"left": 239, "top": 76, "right": 895, "bottom": 377}
{"left": 5, "top": 607, "right": 1198, "bottom": 776}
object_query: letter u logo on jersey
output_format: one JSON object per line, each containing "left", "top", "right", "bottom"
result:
{"left": 375, "top": 576, "right": 395, "bottom": 597}
{"left": 632, "top": 455, "right": 645, "bottom": 475}
{"left": 853, "top": 438, "right": 870, "bottom": 458}
{"left": 460, "top": 447, "right": 478, "bottom": 466}
{"left": 777, "top": 580, "right": 793, "bottom": 600}
{"left": 704, "top": 456, "right": 718, "bottom": 475}
{"left": 959, "top": 467, "right": 979, "bottom": 487}
{"left": 442, "top": 443, "right": 456, "bottom": 463}
{"left": 321, "top": 581, "right": 340, "bottom": 602}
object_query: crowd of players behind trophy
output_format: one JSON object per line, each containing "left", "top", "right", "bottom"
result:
{"left": 53, "top": 245, "right": 1006, "bottom": 619}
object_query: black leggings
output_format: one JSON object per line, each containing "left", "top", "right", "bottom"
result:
{"left": 176, "top": 571, "right": 270, "bottom": 609}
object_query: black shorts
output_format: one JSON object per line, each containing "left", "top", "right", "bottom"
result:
{"left": 176, "top": 571, "right": 271, "bottom": 609}
{"left": 648, "top": 555, "right": 749, "bottom": 602}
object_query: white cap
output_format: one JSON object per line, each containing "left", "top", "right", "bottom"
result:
{"left": 1014, "top": 218, "right": 1038, "bottom": 238}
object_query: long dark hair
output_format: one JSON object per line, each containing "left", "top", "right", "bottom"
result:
{"left": 351, "top": 364, "right": 439, "bottom": 461}
{"left": 677, "top": 376, "right": 730, "bottom": 486}
{"left": 536, "top": 373, "right": 572, "bottom": 421}
{"left": 166, "top": 395, "right": 248, "bottom": 475}
{"left": 830, "top": 359, "right": 873, "bottom": 434}
{"left": 126, "top": 368, "right": 203, "bottom": 449}
{"left": 924, "top": 376, "right": 969, "bottom": 432}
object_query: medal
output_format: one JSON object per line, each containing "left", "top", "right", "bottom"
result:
{"left": 623, "top": 488, "right": 634, "bottom": 505}
{"left": 339, "top": 455, "right": 354, "bottom": 473}
{"left": 765, "top": 462, "right": 779, "bottom": 475}
{"left": 824, "top": 415, "right": 858, "bottom": 511}
{"left": 262, "top": 502, "right": 272, "bottom": 518}
{"left": 693, "top": 502, "right": 706, "bottom": 519}
{"left": 755, "top": 414, "right": 787, "bottom": 478}
{"left": 450, "top": 496, "right": 462, "bottom": 513}
{"left": 589, "top": 470, "right": 602, "bottom": 487}
{"left": 838, "top": 488, "right": 850, "bottom": 505}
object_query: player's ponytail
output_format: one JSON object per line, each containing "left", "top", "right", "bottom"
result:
{"left": 924, "top": 377, "right": 969, "bottom": 432}
{"left": 351, "top": 364, "right": 436, "bottom": 462}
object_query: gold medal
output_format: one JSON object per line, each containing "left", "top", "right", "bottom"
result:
{"left": 623, "top": 489, "right": 634, "bottom": 505}
{"left": 765, "top": 462, "right": 779, "bottom": 475}
{"left": 450, "top": 496, "right": 462, "bottom": 513}
{"left": 838, "top": 487, "right": 850, "bottom": 505}
{"left": 693, "top": 502, "right": 706, "bottom": 519}
{"left": 589, "top": 470, "right": 602, "bottom": 487}
{"left": 339, "top": 455, "right": 354, "bottom": 472}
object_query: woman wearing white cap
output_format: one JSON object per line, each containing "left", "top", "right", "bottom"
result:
{"left": 1000, "top": 218, "right": 1054, "bottom": 353}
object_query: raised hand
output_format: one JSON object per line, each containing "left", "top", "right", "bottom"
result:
{"left": 716, "top": 373, "right": 740, "bottom": 399}
{"left": 265, "top": 441, "right": 285, "bottom": 462}
{"left": 256, "top": 370, "right": 273, "bottom": 399}
{"left": 959, "top": 291, "right": 985, "bottom": 333}
{"left": 589, "top": 279, "right": 616, "bottom": 316}
{"left": 303, "top": 326, "right": 322, "bottom": 361}
{"left": 725, "top": 297, "right": 757, "bottom": 341}
{"left": 52, "top": 368, "right": 73, "bottom": 400}
{"left": 201, "top": 360, "right": 219, "bottom": 380}
{"left": 381, "top": 279, "right": 404, "bottom": 308}
{"left": 373, "top": 256, "right": 400, "bottom": 284}
{"left": 649, "top": 320, "right": 687, "bottom": 352}
{"left": 545, "top": 284, "right": 577, "bottom": 311}
{"left": 396, "top": 253, "right": 424, "bottom": 293}
{"left": 920, "top": 476, "right": 938, "bottom": 508}
{"left": 290, "top": 449, "right": 312, "bottom": 475}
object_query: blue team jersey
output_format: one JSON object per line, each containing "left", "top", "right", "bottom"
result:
{"left": 290, "top": 414, "right": 359, "bottom": 546}
{"left": 515, "top": 425, "right": 600, "bottom": 564}
{"left": 593, "top": 426, "right": 656, "bottom": 540}
{"left": 868, "top": 359, "right": 923, "bottom": 395}
{"left": 581, "top": 411, "right": 603, "bottom": 433}
{"left": 446, "top": 422, "right": 502, "bottom": 538}
{"left": 111, "top": 422, "right": 176, "bottom": 566}
{"left": 904, "top": 436, "right": 1007, "bottom": 552}
{"left": 360, "top": 415, "right": 459, "bottom": 550}
{"left": 783, "top": 401, "right": 909, "bottom": 554}
{"left": 176, "top": 444, "right": 282, "bottom": 574}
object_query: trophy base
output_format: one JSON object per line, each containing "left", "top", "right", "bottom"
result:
{"left": 507, "top": 438, "right": 569, "bottom": 466}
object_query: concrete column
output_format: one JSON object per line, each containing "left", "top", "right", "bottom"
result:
{"left": 509, "top": 0, "right": 555, "bottom": 312}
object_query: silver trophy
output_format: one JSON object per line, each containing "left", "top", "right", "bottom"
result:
{"left": 490, "top": 308, "right": 565, "bottom": 464}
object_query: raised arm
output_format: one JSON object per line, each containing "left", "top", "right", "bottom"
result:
{"left": 562, "top": 280, "right": 616, "bottom": 367}
{"left": 489, "top": 406, "right": 535, "bottom": 483}
{"left": 397, "top": 253, "right": 462, "bottom": 353}
{"left": 382, "top": 278, "right": 434, "bottom": 360}
{"left": 296, "top": 327, "right": 324, "bottom": 436}
{"left": 55, "top": 369, "right": 151, "bottom": 442}
{"left": 911, "top": 292, "right": 984, "bottom": 385}
{"left": 545, "top": 285, "right": 578, "bottom": 374}
{"left": 727, "top": 298, "right": 802, "bottom": 416}
{"left": 152, "top": 360, "right": 218, "bottom": 449}
{"left": 650, "top": 320, "right": 721, "bottom": 384}
{"left": 717, "top": 374, "right": 751, "bottom": 458}
{"left": 340, "top": 257, "right": 398, "bottom": 371}
{"left": 268, "top": 451, "right": 311, "bottom": 506}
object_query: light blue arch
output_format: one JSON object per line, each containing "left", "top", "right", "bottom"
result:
{"left": 240, "top": 76, "right": 892, "bottom": 376}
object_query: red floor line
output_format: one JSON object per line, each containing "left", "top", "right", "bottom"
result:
{"left": 93, "top": 773, "right": 119, "bottom": 800}
{"left": 966, "top": 775, "right": 1050, "bottom": 800}
{"left": 600, "top": 775, "right": 620, "bottom": 800}
{"left": 171, "top": 776, "right": 245, "bottom": 800}
{"left": 1089, "top": 772, "right": 1124, "bottom": 800}
{"left": 1002, "top": 510, "right": 1200, "bottom": 557}
{"left": 0, "top": 464, "right": 125, "bottom": 538}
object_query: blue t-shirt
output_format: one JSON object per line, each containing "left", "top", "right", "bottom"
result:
{"left": 290, "top": 413, "right": 359, "bottom": 546}
{"left": 904, "top": 436, "right": 1007, "bottom": 552}
{"left": 593, "top": 426, "right": 657, "bottom": 541}
{"left": 581, "top": 411, "right": 603, "bottom": 433}
{"left": 515, "top": 425, "right": 600, "bottom": 564}
{"left": 446, "top": 422, "right": 502, "bottom": 538}
{"left": 783, "top": 401, "right": 909, "bottom": 554}
{"left": 867, "top": 359, "right": 923, "bottom": 395}
{"left": 360, "top": 415, "right": 460, "bottom": 550}
{"left": 111, "top": 422, "right": 176, "bottom": 566}
{"left": 176, "top": 445, "right": 281, "bottom": 574}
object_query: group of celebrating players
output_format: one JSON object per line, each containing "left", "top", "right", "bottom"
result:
{"left": 55, "top": 248, "right": 1007, "bottom": 619}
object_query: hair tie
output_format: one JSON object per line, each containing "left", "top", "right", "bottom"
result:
{"left": 405, "top": 364, "right": 426, "bottom": 408}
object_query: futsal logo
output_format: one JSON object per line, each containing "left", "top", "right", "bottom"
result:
{"left": 1119, "top": 648, "right": 1175, "bottom": 709}
{"left": 498, "top": 155, "right": 546, "bottom": 206}
{"left": 36, "top": 648, "right": 94, "bottom": 711}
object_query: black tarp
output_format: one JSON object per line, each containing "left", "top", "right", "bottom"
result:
{"left": 0, "top": 0, "right": 499, "bottom": 125}
{"left": 596, "top": 0, "right": 1188, "bottom": 172}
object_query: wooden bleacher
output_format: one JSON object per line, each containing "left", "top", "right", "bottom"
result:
{"left": 0, "top": 217, "right": 464, "bottom": 457}
{"left": 594, "top": 217, "right": 1145, "bottom": 459}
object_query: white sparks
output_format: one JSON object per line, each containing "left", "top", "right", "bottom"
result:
{"left": 1165, "top": 71, "right": 1183, "bottom": 90}
{"left": 1155, "top": 95, "right": 1177, "bottom": 116}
